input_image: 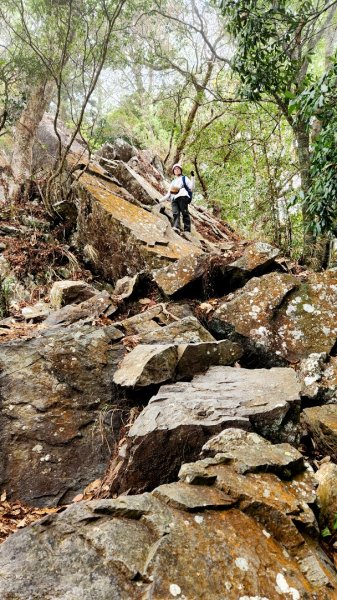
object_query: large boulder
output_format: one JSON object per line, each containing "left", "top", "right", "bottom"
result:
{"left": 178, "top": 439, "right": 335, "bottom": 595}
{"left": 74, "top": 170, "right": 202, "bottom": 283}
{"left": 302, "top": 405, "right": 337, "bottom": 462}
{"left": 210, "top": 271, "right": 337, "bottom": 363}
{"left": 226, "top": 241, "right": 280, "bottom": 288}
{"left": 107, "top": 366, "right": 301, "bottom": 496}
{"left": 315, "top": 462, "right": 337, "bottom": 531}
{"left": 0, "top": 439, "right": 335, "bottom": 599}
{"left": 97, "top": 139, "right": 138, "bottom": 163}
{"left": 0, "top": 324, "right": 125, "bottom": 506}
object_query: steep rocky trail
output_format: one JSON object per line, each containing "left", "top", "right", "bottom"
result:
{"left": 1, "top": 135, "right": 337, "bottom": 598}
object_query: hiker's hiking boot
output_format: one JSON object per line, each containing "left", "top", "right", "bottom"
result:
{"left": 173, "top": 227, "right": 180, "bottom": 233}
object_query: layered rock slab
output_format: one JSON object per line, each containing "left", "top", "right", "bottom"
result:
{"left": 201, "top": 428, "right": 305, "bottom": 478}
{"left": 178, "top": 434, "right": 336, "bottom": 595}
{"left": 74, "top": 170, "right": 202, "bottom": 282}
{"left": 113, "top": 340, "right": 242, "bottom": 388}
{"left": 108, "top": 366, "right": 301, "bottom": 495}
{"left": 49, "top": 280, "right": 97, "bottom": 309}
{"left": 0, "top": 437, "right": 335, "bottom": 599}
{"left": 0, "top": 324, "right": 126, "bottom": 506}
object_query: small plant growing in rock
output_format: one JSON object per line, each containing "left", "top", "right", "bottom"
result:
{"left": 321, "top": 514, "right": 337, "bottom": 539}
{"left": 0, "top": 275, "right": 14, "bottom": 317}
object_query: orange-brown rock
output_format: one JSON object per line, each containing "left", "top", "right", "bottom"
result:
{"left": 74, "top": 170, "right": 202, "bottom": 283}
{"left": 302, "top": 405, "right": 337, "bottom": 462}
{"left": 0, "top": 441, "right": 335, "bottom": 599}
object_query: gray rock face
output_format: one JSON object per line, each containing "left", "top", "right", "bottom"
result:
{"left": 210, "top": 271, "right": 337, "bottom": 363}
{"left": 49, "top": 280, "right": 97, "bottom": 309}
{"left": 201, "top": 428, "right": 305, "bottom": 478}
{"left": 140, "top": 316, "right": 215, "bottom": 344}
{"left": 227, "top": 241, "right": 280, "bottom": 287}
{"left": 0, "top": 446, "right": 335, "bottom": 599}
{"left": 113, "top": 340, "right": 242, "bottom": 388}
{"left": 108, "top": 366, "right": 301, "bottom": 496}
{"left": 113, "top": 344, "right": 178, "bottom": 388}
{"left": 45, "top": 291, "right": 117, "bottom": 327}
{"left": 0, "top": 324, "right": 126, "bottom": 506}
{"left": 33, "top": 113, "right": 88, "bottom": 169}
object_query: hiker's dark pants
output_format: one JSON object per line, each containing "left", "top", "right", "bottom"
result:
{"left": 172, "top": 196, "right": 191, "bottom": 232}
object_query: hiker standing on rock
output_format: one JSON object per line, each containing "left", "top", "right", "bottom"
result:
{"left": 160, "top": 164, "right": 195, "bottom": 233}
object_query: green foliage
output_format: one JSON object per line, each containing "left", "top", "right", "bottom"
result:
{"left": 321, "top": 526, "right": 331, "bottom": 538}
{"left": 320, "top": 512, "right": 337, "bottom": 538}
{"left": 0, "top": 276, "right": 14, "bottom": 318}
{"left": 218, "top": 0, "right": 316, "bottom": 99}
{"left": 297, "top": 56, "right": 337, "bottom": 235}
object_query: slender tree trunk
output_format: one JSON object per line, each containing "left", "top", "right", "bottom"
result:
{"left": 294, "top": 124, "right": 316, "bottom": 262}
{"left": 11, "top": 80, "right": 54, "bottom": 187}
{"left": 172, "top": 61, "right": 214, "bottom": 166}
{"left": 194, "top": 155, "right": 208, "bottom": 201}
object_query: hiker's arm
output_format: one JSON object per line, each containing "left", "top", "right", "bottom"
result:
{"left": 186, "top": 174, "right": 195, "bottom": 191}
{"left": 160, "top": 190, "right": 170, "bottom": 202}
{"left": 160, "top": 180, "right": 173, "bottom": 202}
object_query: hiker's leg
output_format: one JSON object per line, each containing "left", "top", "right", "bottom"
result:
{"left": 171, "top": 198, "right": 181, "bottom": 230}
{"left": 180, "top": 197, "right": 191, "bottom": 232}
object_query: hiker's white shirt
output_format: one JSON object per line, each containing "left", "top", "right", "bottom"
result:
{"left": 161, "top": 175, "right": 195, "bottom": 201}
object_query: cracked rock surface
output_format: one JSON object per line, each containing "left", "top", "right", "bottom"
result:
{"left": 107, "top": 366, "right": 301, "bottom": 496}
{"left": 0, "top": 434, "right": 336, "bottom": 599}
{"left": 0, "top": 324, "right": 126, "bottom": 506}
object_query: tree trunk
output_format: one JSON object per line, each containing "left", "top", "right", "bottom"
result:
{"left": 294, "top": 124, "right": 315, "bottom": 262}
{"left": 11, "top": 80, "right": 54, "bottom": 187}
{"left": 172, "top": 61, "right": 214, "bottom": 166}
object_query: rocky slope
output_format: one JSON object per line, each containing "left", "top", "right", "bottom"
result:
{"left": 1, "top": 134, "right": 337, "bottom": 598}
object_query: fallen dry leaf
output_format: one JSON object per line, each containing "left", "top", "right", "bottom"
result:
{"left": 0, "top": 497, "right": 60, "bottom": 543}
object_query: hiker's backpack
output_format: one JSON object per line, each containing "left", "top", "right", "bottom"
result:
{"left": 182, "top": 175, "right": 193, "bottom": 203}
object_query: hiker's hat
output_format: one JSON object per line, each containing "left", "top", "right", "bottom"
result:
{"left": 172, "top": 163, "right": 183, "bottom": 173}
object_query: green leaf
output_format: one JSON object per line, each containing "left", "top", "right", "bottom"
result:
{"left": 321, "top": 527, "right": 331, "bottom": 538}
